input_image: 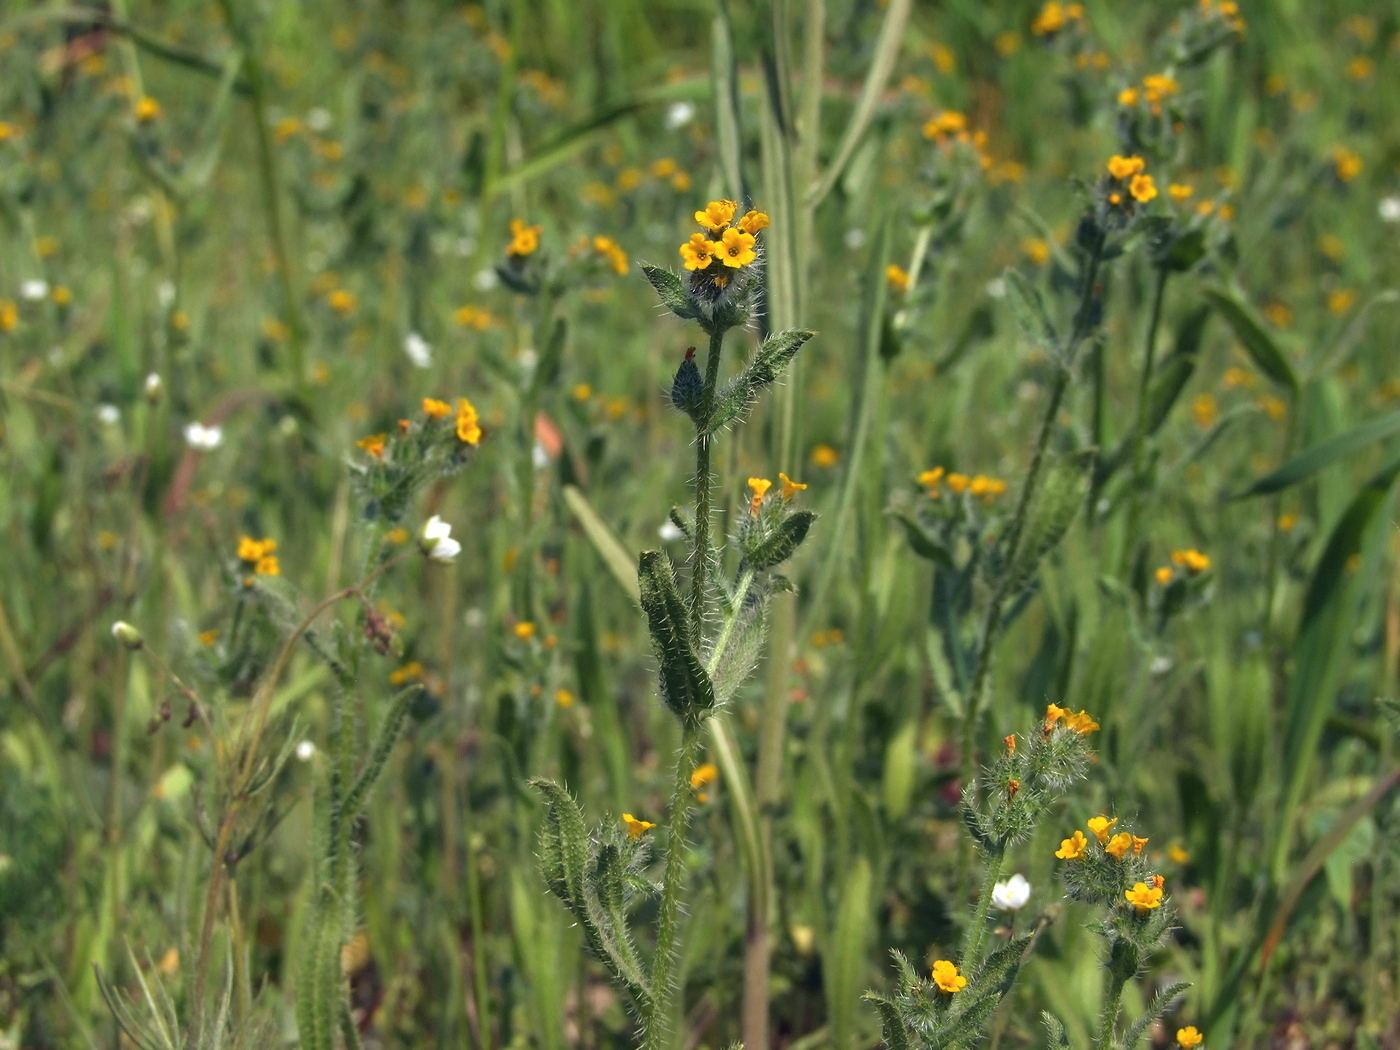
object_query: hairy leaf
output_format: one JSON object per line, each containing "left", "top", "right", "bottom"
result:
{"left": 637, "top": 551, "right": 715, "bottom": 725}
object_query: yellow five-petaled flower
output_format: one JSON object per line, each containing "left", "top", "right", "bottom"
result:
{"left": 1088, "top": 816, "right": 1118, "bottom": 843}
{"left": 507, "top": 218, "right": 542, "bottom": 257}
{"left": 715, "top": 227, "right": 757, "bottom": 268}
{"left": 1176, "top": 1026, "right": 1204, "bottom": 1048}
{"left": 748, "top": 477, "right": 772, "bottom": 515}
{"left": 931, "top": 960, "right": 967, "bottom": 994}
{"left": 622, "top": 813, "right": 656, "bottom": 839}
{"left": 694, "top": 199, "right": 738, "bottom": 231}
{"left": 779, "top": 473, "right": 807, "bottom": 500}
{"left": 1056, "top": 830, "right": 1089, "bottom": 860}
{"left": 1125, "top": 881, "right": 1164, "bottom": 912}
{"left": 679, "top": 233, "right": 715, "bottom": 271}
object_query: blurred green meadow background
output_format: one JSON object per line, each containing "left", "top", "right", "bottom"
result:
{"left": 1, "top": 0, "right": 1399, "bottom": 1048}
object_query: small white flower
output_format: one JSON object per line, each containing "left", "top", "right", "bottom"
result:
{"left": 144, "top": 373, "right": 163, "bottom": 402}
{"left": 157, "top": 279, "right": 176, "bottom": 308}
{"left": 517, "top": 347, "right": 538, "bottom": 372}
{"left": 473, "top": 268, "right": 499, "bottom": 291}
{"left": 20, "top": 279, "right": 49, "bottom": 301}
{"left": 665, "top": 101, "right": 696, "bottom": 130}
{"left": 1149, "top": 655, "right": 1174, "bottom": 676}
{"left": 843, "top": 228, "right": 866, "bottom": 249}
{"left": 985, "top": 276, "right": 1008, "bottom": 299}
{"left": 97, "top": 404, "right": 120, "bottom": 425}
{"left": 658, "top": 520, "right": 685, "bottom": 542}
{"left": 991, "top": 873, "right": 1031, "bottom": 912}
{"left": 184, "top": 422, "right": 223, "bottom": 450}
{"left": 306, "top": 107, "right": 332, "bottom": 132}
{"left": 403, "top": 331, "right": 433, "bottom": 369}
{"left": 421, "top": 515, "right": 461, "bottom": 563}
{"left": 1379, "top": 196, "right": 1400, "bottom": 223}
{"left": 295, "top": 740, "right": 317, "bottom": 761}
{"left": 532, "top": 442, "right": 549, "bottom": 469}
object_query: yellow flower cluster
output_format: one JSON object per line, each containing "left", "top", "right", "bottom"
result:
{"left": 588, "top": 234, "right": 629, "bottom": 275}
{"left": 931, "top": 959, "right": 967, "bottom": 994}
{"left": 1155, "top": 548, "right": 1210, "bottom": 585}
{"left": 134, "top": 95, "right": 162, "bottom": 123}
{"left": 456, "top": 398, "right": 482, "bottom": 445}
{"left": 679, "top": 200, "right": 768, "bottom": 273}
{"left": 921, "top": 111, "right": 991, "bottom": 169}
{"left": 1031, "top": 1, "right": 1084, "bottom": 36}
{"left": 886, "top": 264, "right": 911, "bottom": 293}
{"left": 507, "top": 217, "right": 542, "bottom": 257}
{"left": 918, "top": 467, "right": 1008, "bottom": 504}
{"left": 356, "top": 433, "right": 388, "bottom": 459}
{"left": 1060, "top": 816, "right": 1152, "bottom": 862}
{"left": 1105, "top": 155, "right": 1158, "bottom": 206}
{"left": 1118, "top": 73, "right": 1179, "bottom": 116}
{"left": 747, "top": 473, "right": 806, "bottom": 515}
{"left": 1044, "top": 703, "right": 1099, "bottom": 734}
{"left": 1198, "top": 0, "right": 1245, "bottom": 34}
{"left": 454, "top": 305, "right": 497, "bottom": 329}
{"left": 237, "top": 536, "right": 280, "bottom": 578}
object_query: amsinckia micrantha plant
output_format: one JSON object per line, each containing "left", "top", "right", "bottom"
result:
{"left": 869, "top": 704, "right": 1097, "bottom": 1049}
{"left": 532, "top": 202, "right": 814, "bottom": 1049}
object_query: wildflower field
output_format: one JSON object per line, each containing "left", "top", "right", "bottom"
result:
{"left": 2, "top": 1, "right": 1399, "bottom": 1048}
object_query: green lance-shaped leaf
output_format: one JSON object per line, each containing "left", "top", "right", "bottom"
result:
{"left": 742, "top": 510, "right": 816, "bottom": 572}
{"left": 1120, "top": 980, "right": 1190, "bottom": 1050}
{"left": 971, "top": 934, "right": 1033, "bottom": 997}
{"left": 865, "top": 995, "right": 915, "bottom": 1050}
{"left": 1003, "top": 268, "right": 1061, "bottom": 360}
{"left": 639, "top": 263, "right": 701, "bottom": 321}
{"left": 1042, "top": 1012, "right": 1072, "bottom": 1050}
{"left": 705, "top": 328, "right": 815, "bottom": 435}
{"left": 1202, "top": 285, "right": 1298, "bottom": 393}
{"left": 940, "top": 991, "right": 1005, "bottom": 1049}
{"left": 893, "top": 509, "right": 954, "bottom": 568}
{"left": 530, "top": 778, "right": 590, "bottom": 910}
{"left": 1147, "top": 304, "right": 1210, "bottom": 434}
{"left": 1001, "top": 448, "right": 1095, "bottom": 597}
{"left": 709, "top": 593, "right": 767, "bottom": 705}
{"left": 827, "top": 857, "right": 875, "bottom": 1050}
{"left": 1233, "top": 405, "right": 1400, "bottom": 499}
{"left": 637, "top": 551, "right": 716, "bottom": 724}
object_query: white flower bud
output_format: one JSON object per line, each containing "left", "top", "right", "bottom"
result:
{"left": 991, "top": 873, "right": 1031, "bottom": 911}
{"left": 110, "top": 620, "right": 144, "bottom": 649}
{"left": 420, "top": 515, "right": 461, "bottom": 563}
{"left": 144, "top": 373, "right": 164, "bottom": 404}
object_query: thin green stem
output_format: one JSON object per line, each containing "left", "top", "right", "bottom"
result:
{"left": 689, "top": 327, "right": 726, "bottom": 638}
{"left": 216, "top": 0, "right": 307, "bottom": 397}
{"left": 960, "top": 846, "right": 1005, "bottom": 969}
{"left": 1095, "top": 971, "right": 1128, "bottom": 1050}
{"left": 643, "top": 725, "right": 703, "bottom": 1049}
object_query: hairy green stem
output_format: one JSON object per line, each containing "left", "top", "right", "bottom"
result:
{"left": 960, "top": 846, "right": 1006, "bottom": 969}
{"left": 1095, "top": 970, "right": 1128, "bottom": 1050}
{"left": 689, "top": 327, "right": 727, "bottom": 638}
{"left": 643, "top": 725, "right": 703, "bottom": 1048}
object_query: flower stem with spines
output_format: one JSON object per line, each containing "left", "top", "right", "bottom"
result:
{"left": 643, "top": 724, "right": 703, "bottom": 1048}
{"left": 689, "top": 326, "right": 727, "bottom": 638}
{"left": 961, "top": 844, "right": 1005, "bottom": 971}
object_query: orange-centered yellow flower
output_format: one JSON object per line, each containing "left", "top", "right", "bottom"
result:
{"left": 1176, "top": 1027, "right": 1204, "bottom": 1048}
{"left": 423, "top": 398, "right": 452, "bottom": 419}
{"left": 779, "top": 473, "right": 807, "bottom": 500}
{"left": 931, "top": 960, "right": 967, "bottom": 994}
{"left": 716, "top": 227, "right": 757, "bottom": 268}
{"left": 456, "top": 397, "right": 483, "bottom": 445}
{"left": 736, "top": 210, "right": 770, "bottom": 235}
{"left": 1129, "top": 173, "right": 1158, "bottom": 203}
{"left": 1056, "top": 830, "right": 1089, "bottom": 860}
{"left": 507, "top": 218, "right": 542, "bottom": 257}
{"left": 1125, "top": 881, "right": 1164, "bottom": 911}
{"left": 134, "top": 96, "right": 162, "bottom": 123}
{"left": 679, "top": 232, "right": 716, "bottom": 270}
{"left": 694, "top": 199, "right": 738, "bottom": 231}
{"left": 1107, "top": 154, "right": 1146, "bottom": 180}
{"left": 622, "top": 813, "right": 656, "bottom": 839}
{"left": 1088, "top": 816, "right": 1118, "bottom": 843}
